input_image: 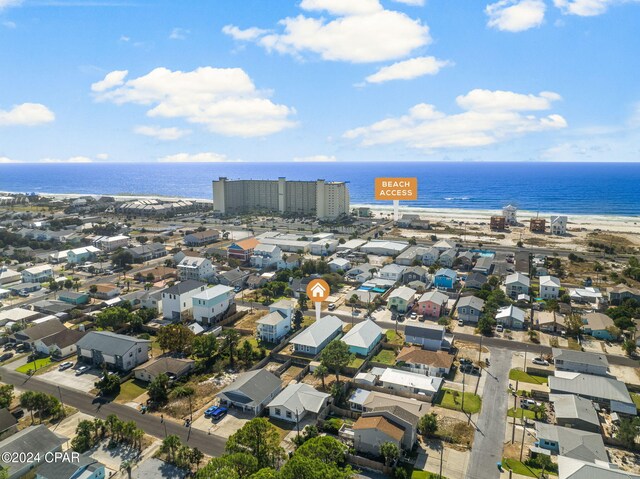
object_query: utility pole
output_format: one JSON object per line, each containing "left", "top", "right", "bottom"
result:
{"left": 439, "top": 442, "right": 444, "bottom": 479}
{"left": 478, "top": 334, "right": 483, "bottom": 363}
{"left": 511, "top": 393, "right": 517, "bottom": 443}
{"left": 519, "top": 416, "right": 526, "bottom": 461}
{"left": 57, "top": 386, "right": 66, "bottom": 417}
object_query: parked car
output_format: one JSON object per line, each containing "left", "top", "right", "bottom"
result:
{"left": 459, "top": 358, "right": 472, "bottom": 365}
{"left": 520, "top": 398, "right": 541, "bottom": 409}
{"left": 410, "top": 312, "right": 418, "bottom": 320}
{"left": 532, "top": 357, "right": 549, "bottom": 366}
{"left": 328, "top": 303, "right": 336, "bottom": 311}
{"left": 211, "top": 406, "right": 228, "bottom": 421}
{"left": 75, "top": 365, "right": 90, "bottom": 376}
{"left": 58, "top": 361, "right": 74, "bottom": 371}
{"left": 0, "top": 352, "right": 13, "bottom": 362}
{"left": 496, "top": 324, "right": 504, "bottom": 332}
{"left": 458, "top": 319, "right": 464, "bottom": 327}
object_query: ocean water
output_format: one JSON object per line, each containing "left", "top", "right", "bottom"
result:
{"left": 1, "top": 162, "right": 639, "bottom": 216}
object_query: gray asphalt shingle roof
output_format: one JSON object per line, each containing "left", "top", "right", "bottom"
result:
{"left": 76, "top": 331, "right": 150, "bottom": 356}
{"left": 218, "top": 369, "right": 282, "bottom": 408}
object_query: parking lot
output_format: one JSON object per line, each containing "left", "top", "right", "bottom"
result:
{"left": 39, "top": 364, "right": 101, "bottom": 393}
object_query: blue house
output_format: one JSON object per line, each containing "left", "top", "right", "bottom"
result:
{"left": 582, "top": 312, "right": 617, "bottom": 340}
{"left": 341, "top": 320, "right": 383, "bottom": 356}
{"left": 58, "top": 290, "right": 90, "bottom": 305}
{"left": 434, "top": 268, "right": 457, "bottom": 289}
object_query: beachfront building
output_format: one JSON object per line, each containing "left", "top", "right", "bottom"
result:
{"left": 212, "top": 177, "right": 350, "bottom": 220}
{"left": 503, "top": 204, "right": 518, "bottom": 225}
{"left": 540, "top": 275, "right": 561, "bottom": 299}
{"left": 551, "top": 215, "right": 568, "bottom": 235}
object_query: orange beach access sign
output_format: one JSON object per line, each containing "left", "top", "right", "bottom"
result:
{"left": 374, "top": 177, "right": 418, "bottom": 201}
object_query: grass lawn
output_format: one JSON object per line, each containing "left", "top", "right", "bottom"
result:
{"left": 411, "top": 470, "right": 447, "bottom": 479}
{"left": 567, "top": 338, "right": 582, "bottom": 351}
{"left": 436, "top": 388, "right": 482, "bottom": 414}
{"left": 372, "top": 349, "right": 397, "bottom": 365}
{"left": 385, "top": 330, "right": 404, "bottom": 346}
{"left": 16, "top": 357, "right": 52, "bottom": 374}
{"left": 117, "top": 379, "right": 147, "bottom": 402}
{"left": 631, "top": 393, "right": 640, "bottom": 410}
{"left": 348, "top": 357, "right": 365, "bottom": 368}
{"left": 502, "top": 458, "right": 555, "bottom": 477}
{"left": 507, "top": 407, "right": 536, "bottom": 419}
{"left": 509, "top": 369, "right": 548, "bottom": 385}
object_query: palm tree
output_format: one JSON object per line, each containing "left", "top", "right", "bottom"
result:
{"left": 120, "top": 460, "right": 133, "bottom": 479}
{"left": 314, "top": 364, "right": 328, "bottom": 389}
{"left": 161, "top": 435, "right": 182, "bottom": 463}
{"left": 222, "top": 330, "right": 241, "bottom": 366}
{"left": 73, "top": 277, "right": 81, "bottom": 291}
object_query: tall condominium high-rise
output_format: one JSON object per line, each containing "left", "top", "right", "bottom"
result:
{"left": 212, "top": 177, "right": 350, "bottom": 220}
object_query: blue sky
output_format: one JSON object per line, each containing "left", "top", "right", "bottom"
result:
{"left": 0, "top": 0, "right": 639, "bottom": 164}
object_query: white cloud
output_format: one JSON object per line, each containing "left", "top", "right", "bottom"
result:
{"left": 0, "top": 103, "right": 55, "bottom": 126}
{"left": 553, "top": 0, "right": 640, "bottom": 16}
{"left": 3, "top": 20, "right": 17, "bottom": 28}
{"left": 292, "top": 155, "right": 337, "bottom": 162}
{"left": 169, "top": 27, "right": 189, "bottom": 40}
{"left": 157, "top": 152, "right": 238, "bottom": 163}
{"left": 392, "top": 0, "right": 425, "bottom": 5}
{"left": 91, "top": 70, "right": 128, "bottom": 92}
{"left": 0, "top": 156, "right": 20, "bottom": 163}
{"left": 91, "top": 67, "right": 296, "bottom": 137}
{"left": 486, "top": 0, "right": 546, "bottom": 32}
{"left": 119, "top": 35, "right": 130, "bottom": 42}
{"left": 222, "top": 25, "right": 269, "bottom": 41}
{"left": 96, "top": 153, "right": 109, "bottom": 160}
{"left": 39, "top": 156, "right": 93, "bottom": 163}
{"left": 224, "top": 0, "right": 430, "bottom": 63}
{"left": 0, "top": 0, "right": 22, "bottom": 10}
{"left": 344, "top": 89, "right": 567, "bottom": 151}
{"left": 134, "top": 125, "right": 191, "bottom": 141}
{"left": 365, "top": 56, "right": 452, "bottom": 83}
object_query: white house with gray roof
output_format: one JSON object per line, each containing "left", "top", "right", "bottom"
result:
{"left": 76, "top": 331, "right": 151, "bottom": 372}
{"left": 192, "top": 285, "right": 235, "bottom": 326}
{"left": 505, "top": 272, "right": 530, "bottom": 299}
{"left": 0, "top": 425, "right": 66, "bottom": 479}
{"left": 540, "top": 275, "right": 561, "bottom": 299}
{"left": 558, "top": 456, "right": 640, "bottom": 479}
{"left": 378, "top": 263, "right": 406, "bottom": 282}
{"left": 217, "top": 368, "right": 282, "bottom": 416}
{"left": 552, "top": 348, "right": 609, "bottom": 376}
{"left": 379, "top": 368, "right": 443, "bottom": 399}
{"left": 549, "top": 373, "right": 635, "bottom": 415}
{"left": 289, "top": 315, "right": 343, "bottom": 355}
{"left": 550, "top": 394, "right": 601, "bottom": 433}
{"left": 161, "top": 280, "right": 207, "bottom": 321}
{"left": 534, "top": 422, "right": 608, "bottom": 463}
{"left": 268, "top": 383, "right": 330, "bottom": 423}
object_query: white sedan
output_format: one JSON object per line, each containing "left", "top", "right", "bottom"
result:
{"left": 532, "top": 357, "right": 549, "bottom": 366}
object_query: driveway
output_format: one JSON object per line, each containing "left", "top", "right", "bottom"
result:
{"left": 466, "top": 347, "right": 511, "bottom": 479}
{"left": 191, "top": 407, "right": 251, "bottom": 438}
{"left": 39, "top": 365, "right": 101, "bottom": 393}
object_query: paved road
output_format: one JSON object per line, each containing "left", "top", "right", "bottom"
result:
{"left": 0, "top": 367, "right": 226, "bottom": 457}
{"left": 466, "top": 348, "right": 511, "bottom": 479}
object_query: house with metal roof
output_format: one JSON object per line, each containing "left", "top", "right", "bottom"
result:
{"left": 505, "top": 272, "right": 530, "bottom": 299}
{"left": 534, "top": 422, "right": 608, "bottom": 463}
{"left": 540, "top": 275, "right": 561, "bottom": 299}
{"left": 341, "top": 320, "right": 383, "bottom": 356}
{"left": 433, "top": 268, "right": 457, "bottom": 289}
{"left": 496, "top": 304, "right": 526, "bottom": 329}
{"left": 550, "top": 394, "right": 601, "bottom": 433}
{"left": 217, "top": 369, "right": 282, "bottom": 416}
{"left": 405, "top": 323, "right": 453, "bottom": 351}
{"left": 268, "top": 383, "right": 330, "bottom": 423}
{"left": 192, "top": 285, "right": 235, "bottom": 326}
{"left": 76, "top": 331, "right": 151, "bottom": 372}
{"left": 549, "top": 373, "right": 635, "bottom": 415}
{"left": 379, "top": 368, "right": 443, "bottom": 399}
{"left": 289, "top": 315, "right": 343, "bottom": 356}
{"left": 378, "top": 263, "right": 406, "bottom": 282}
{"left": 552, "top": 348, "right": 609, "bottom": 376}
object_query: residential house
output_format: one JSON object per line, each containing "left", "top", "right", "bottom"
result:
{"left": 438, "top": 248, "right": 457, "bottom": 268}
{"left": 184, "top": 229, "right": 220, "bottom": 246}
{"left": 0, "top": 266, "right": 21, "bottom": 285}
{"left": 550, "top": 394, "right": 601, "bottom": 433}
{"left": 268, "top": 383, "right": 331, "bottom": 423}
{"left": 416, "top": 290, "right": 448, "bottom": 318}
{"left": 433, "top": 268, "right": 456, "bottom": 289}
{"left": 35, "top": 328, "right": 87, "bottom": 359}
{"left": 36, "top": 453, "right": 105, "bottom": 479}
{"left": 608, "top": 284, "right": 640, "bottom": 306}
{"left": 192, "top": 285, "right": 235, "bottom": 326}
{"left": 218, "top": 268, "right": 250, "bottom": 287}
{"left": 397, "top": 214, "right": 420, "bottom": 227}
{"left": 473, "top": 256, "right": 494, "bottom": 275}
{"left": 387, "top": 286, "right": 417, "bottom": 314}
{"left": 346, "top": 264, "right": 375, "bottom": 283}
{"left": 256, "top": 300, "right": 295, "bottom": 343}
{"left": 530, "top": 218, "right": 546, "bottom": 233}
{"left": 250, "top": 244, "right": 282, "bottom": 269}
{"left": 582, "top": 312, "right": 616, "bottom": 340}
{"left": 217, "top": 369, "right": 282, "bottom": 416}
{"left": 464, "top": 272, "right": 488, "bottom": 290}
{"left": 456, "top": 296, "right": 485, "bottom": 323}
{"left": 395, "top": 246, "right": 426, "bottom": 266}
{"left": 379, "top": 368, "right": 443, "bottom": 399}
{"left": 0, "top": 408, "right": 18, "bottom": 441}
{"left": 352, "top": 415, "right": 405, "bottom": 456}
{"left": 58, "top": 290, "right": 89, "bottom": 305}
{"left": 557, "top": 456, "right": 640, "bottom": 479}
{"left": 379, "top": 264, "right": 406, "bottom": 282}
{"left": 490, "top": 216, "right": 506, "bottom": 230}
{"left": 76, "top": 331, "right": 151, "bottom": 372}
{"left": 455, "top": 251, "right": 474, "bottom": 271}
{"left": 569, "top": 287, "right": 604, "bottom": 305}
{"left": 246, "top": 274, "right": 268, "bottom": 290}
{"left": 21, "top": 265, "right": 53, "bottom": 283}
{"left": 505, "top": 272, "right": 530, "bottom": 300}
{"left": 534, "top": 311, "right": 566, "bottom": 333}
{"left": 177, "top": 256, "right": 214, "bottom": 282}
{"left": 402, "top": 266, "right": 428, "bottom": 284}
{"left": 341, "top": 320, "right": 383, "bottom": 356}
{"left": 127, "top": 243, "right": 167, "bottom": 262}
{"left": 67, "top": 246, "right": 101, "bottom": 264}
{"left": 503, "top": 204, "right": 518, "bottom": 224}
{"left": 227, "top": 237, "right": 259, "bottom": 263}
{"left": 551, "top": 215, "right": 568, "bottom": 235}
{"left": 12, "top": 319, "right": 66, "bottom": 347}
{"left": 94, "top": 235, "right": 129, "bottom": 252}
{"left": 328, "top": 257, "right": 351, "bottom": 273}
{"left": 348, "top": 389, "right": 429, "bottom": 418}
{"left": 540, "top": 275, "right": 561, "bottom": 299}
{"left": 0, "top": 425, "right": 66, "bottom": 479}
{"left": 396, "top": 346, "right": 454, "bottom": 377}
{"left": 92, "top": 283, "right": 121, "bottom": 300}
{"left": 548, "top": 373, "right": 636, "bottom": 415}
{"left": 496, "top": 305, "right": 526, "bottom": 329}
{"left": 552, "top": 348, "right": 609, "bottom": 376}
{"left": 534, "top": 423, "right": 607, "bottom": 463}
{"left": 360, "top": 241, "right": 409, "bottom": 256}
{"left": 289, "top": 315, "right": 343, "bottom": 355}
{"left": 433, "top": 239, "right": 456, "bottom": 252}
{"left": 161, "top": 280, "right": 207, "bottom": 321}
{"left": 277, "top": 254, "right": 302, "bottom": 270}
{"left": 405, "top": 323, "right": 452, "bottom": 351}
{"left": 133, "top": 357, "right": 195, "bottom": 383}
{"left": 421, "top": 247, "right": 440, "bottom": 266}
